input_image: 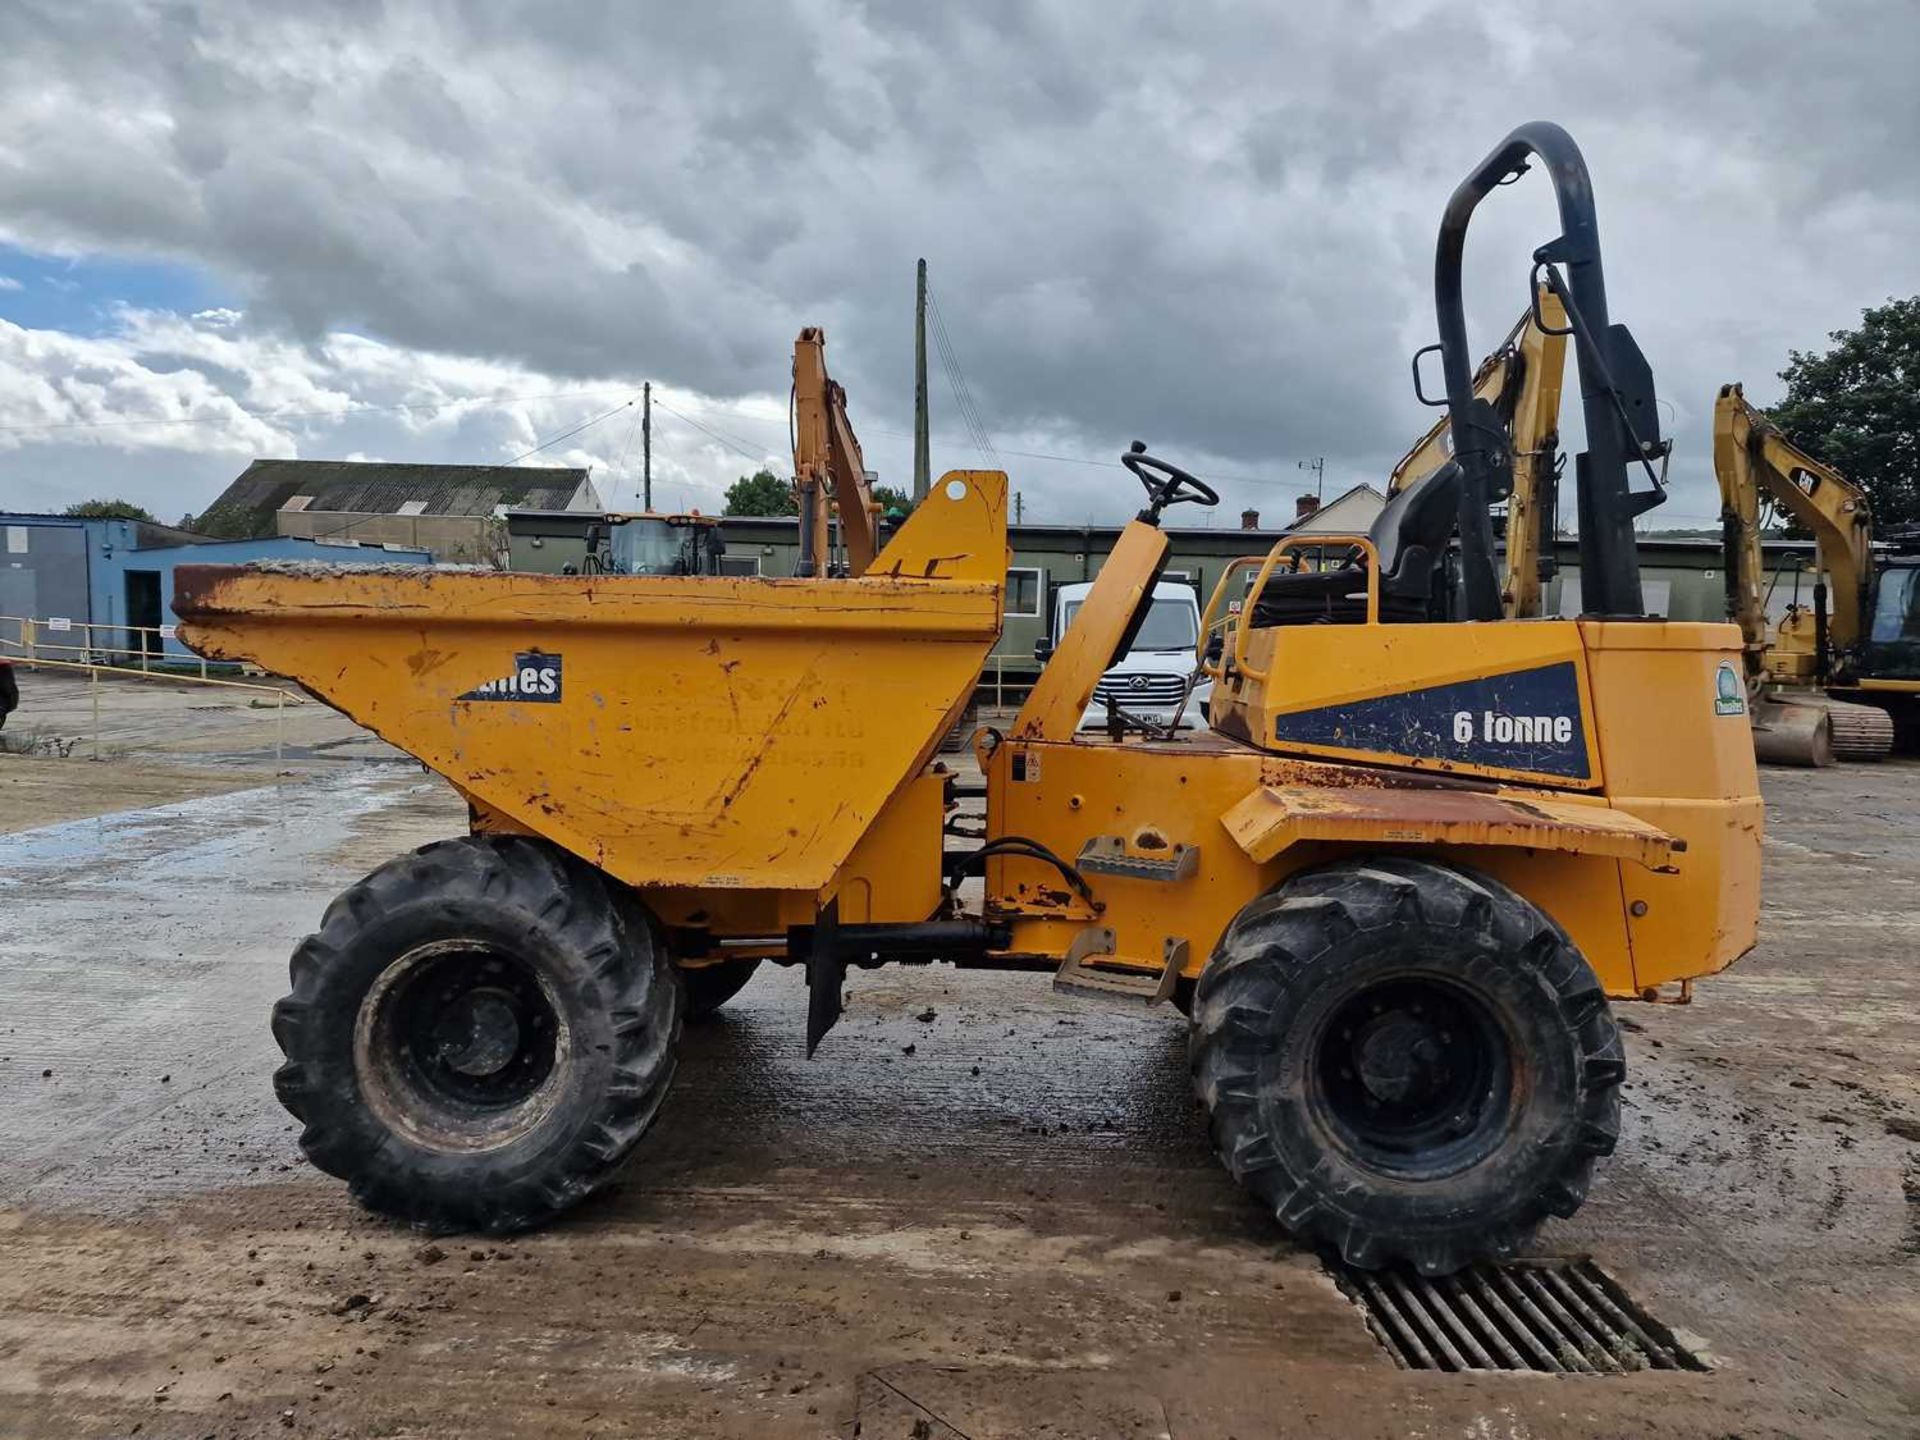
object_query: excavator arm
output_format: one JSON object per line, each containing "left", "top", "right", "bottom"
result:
{"left": 1387, "top": 290, "right": 1569, "bottom": 618}
{"left": 792, "top": 327, "right": 882, "bottom": 577}
{"left": 1713, "top": 383, "right": 1874, "bottom": 676}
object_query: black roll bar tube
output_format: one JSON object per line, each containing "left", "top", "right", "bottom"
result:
{"left": 1434, "top": 121, "right": 1647, "bottom": 619}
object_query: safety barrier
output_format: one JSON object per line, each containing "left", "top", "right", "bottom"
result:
{"left": 1, "top": 615, "right": 303, "bottom": 764}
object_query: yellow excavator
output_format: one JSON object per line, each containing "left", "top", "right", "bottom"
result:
{"left": 174, "top": 122, "right": 1761, "bottom": 1277}
{"left": 791, "top": 325, "right": 882, "bottom": 578}
{"left": 1391, "top": 316, "right": 1918, "bottom": 767}
{"left": 1714, "top": 384, "right": 1918, "bottom": 764}
{"left": 1388, "top": 291, "right": 1570, "bottom": 621}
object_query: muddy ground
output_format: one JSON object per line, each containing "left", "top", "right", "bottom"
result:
{"left": 0, "top": 667, "right": 1915, "bottom": 1438}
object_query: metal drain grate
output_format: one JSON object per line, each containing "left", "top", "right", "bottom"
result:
{"left": 1332, "top": 1258, "right": 1706, "bottom": 1374}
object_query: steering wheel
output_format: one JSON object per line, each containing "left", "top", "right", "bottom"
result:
{"left": 1122, "top": 440, "right": 1220, "bottom": 516}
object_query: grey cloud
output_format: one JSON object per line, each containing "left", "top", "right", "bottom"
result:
{"left": 0, "top": 0, "right": 1916, "bottom": 527}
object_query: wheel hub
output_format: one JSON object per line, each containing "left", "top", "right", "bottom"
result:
{"left": 353, "top": 941, "right": 570, "bottom": 1153}
{"left": 1354, "top": 1013, "right": 1451, "bottom": 1107}
{"left": 432, "top": 988, "right": 525, "bottom": 1078}
{"left": 1314, "top": 977, "right": 1512, "bottom": 1178}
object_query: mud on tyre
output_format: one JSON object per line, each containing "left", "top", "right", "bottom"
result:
{"left": 271, "top": 834, "right": 682, "bottom": 1233}
{"left": 1190, "top": 857, "right": 1622, "bottom": 1275}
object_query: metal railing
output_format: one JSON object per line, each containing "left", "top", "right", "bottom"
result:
{"left": 0, "top": 615, "right": 221, "bottom": 678}
{"left": 1, "top": 615, "right": 303, "bottom": 764}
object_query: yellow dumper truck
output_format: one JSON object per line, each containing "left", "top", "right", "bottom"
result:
{"left": 176, "top": 122, "right": 1761, "bottom": 1276}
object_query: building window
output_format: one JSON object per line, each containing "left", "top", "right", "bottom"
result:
{"left": 1006, "top": 567, "right": 1043, "bottom": 617}
{"left": 718, "top": 554, "right": 761, "bottom": 577}
{"left": 1163, "top": 568, "right": 1202, "bottom": 596}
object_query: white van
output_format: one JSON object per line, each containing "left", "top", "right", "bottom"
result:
{"left": 1048, "top": 579, "right": 1212, "bottom": 730}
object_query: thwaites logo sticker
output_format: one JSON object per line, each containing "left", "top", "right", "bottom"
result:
{"left": 459, "top": 652, "right": 562, "bottom": 703}
{"left": 1273, "top": 661, "right": 1590, "bottom": 779}
{"left": 1713, "top": 660, "right": 1747, "bottom": 716}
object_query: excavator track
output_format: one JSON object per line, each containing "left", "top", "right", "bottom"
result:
{"left": 1751, "top": 693, "right": 1895, "bottom": 766}
{"left": 1827, "top": 698, "right": 1896, "bottom": 761}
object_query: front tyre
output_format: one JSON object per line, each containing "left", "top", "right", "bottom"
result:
{"left": 1190, "top": 858, "right": 1622, "bottom": 1275}
{"left": 271, "top": 835, "right": 682, "bottom": 1233}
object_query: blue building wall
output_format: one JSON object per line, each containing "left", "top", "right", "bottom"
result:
{"left": 0, "top": 514, "right": 431, "bottom": 661}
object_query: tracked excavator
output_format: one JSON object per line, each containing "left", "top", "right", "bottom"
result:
{"left": 1388, "top": 290, "right": 1571, "bottom": 621}
{"left": 1390, "top": 312, "right": 1917, "bottom": 767}
{"left": 1715, "top": 384, "right": 1918, "bottom": 764}
{"left": 175, "top": 122, "right": 1761, "bottom": 1277}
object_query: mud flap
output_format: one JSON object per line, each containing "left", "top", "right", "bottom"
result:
{"left": 801, "top": 899, "right": 844, "bottom": 1058}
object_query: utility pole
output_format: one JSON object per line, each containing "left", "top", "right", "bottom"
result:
{"left": 641, "top": 382, "right": 653, "bottom": 511}
{"left": 1013, "top": 490, "right": 1024, "bottom": 525}
{"left": 913, "top": 258, "right": 930, "bottom": 502}
{"left": 1298, "top": 455, "right": 1324, "bottom": 501}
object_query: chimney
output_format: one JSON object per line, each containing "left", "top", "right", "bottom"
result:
{"left": 1294, "top": 494, "right": 1320, "bottom": 523}
{"left": 1240, "top": 508, "right": 1260, "bottom": 531}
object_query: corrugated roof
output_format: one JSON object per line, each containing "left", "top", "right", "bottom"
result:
{"left": 197, "top": 459, "right": 591, "bottom": 538}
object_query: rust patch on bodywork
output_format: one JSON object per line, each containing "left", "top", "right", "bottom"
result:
{"left": 1223, "top": 783, "right": 1679, "bottom": 871}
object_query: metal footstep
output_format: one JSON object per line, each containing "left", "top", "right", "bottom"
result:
{"left": 1330, "top": 1257, "right": 1707, "bottom": 1374}
{"left": 1052, "top": 927, "right": 1184, "bottom": 1008}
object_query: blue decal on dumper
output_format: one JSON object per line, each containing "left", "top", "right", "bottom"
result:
{"left": 459, "top": 652, "right": 563, "bottom": 704}
{"left": 1273, "top": 661, "right": 1588, "bottom": 779}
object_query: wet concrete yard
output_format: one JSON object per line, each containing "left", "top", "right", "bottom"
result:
{"left": 1, "top": 669, "right": 1916, "bottom": 1437}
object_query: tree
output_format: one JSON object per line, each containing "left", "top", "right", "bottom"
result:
{"left": 871, "top": 483, "right": 915, "bottom": 519}
{"left": 63, "top": 499, "right": 157, "bottom": 522}
{"left": 1771, "top": 296, "right": 1920, "bottom": 531}
{"left": 722, "top": 468, "right": 796, "bottom": 517}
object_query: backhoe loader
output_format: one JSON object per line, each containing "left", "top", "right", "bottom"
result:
{"left": 175, "top": 122, "right": 1761, "bottom": 1277}
{"left": 1714, "top": 383, "right": 1919, "bottom": 763}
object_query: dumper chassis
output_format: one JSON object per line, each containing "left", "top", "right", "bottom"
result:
{"left": 178, "top": 122, "right": 1761, "bottom": 1275}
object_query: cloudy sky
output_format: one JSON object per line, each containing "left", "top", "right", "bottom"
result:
{"left": 0, "top": 0, "right": 1915, "bottom": 531}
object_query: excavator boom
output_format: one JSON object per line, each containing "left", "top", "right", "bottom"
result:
{"left": 1713, "top": 382, "right": 1894, "bottom": 764}
{"left": 1714, "top": 384, "right": 1874, "bottom": 663}
{"left": 792, "top": 327, "right": 882, "bottom": 577}
{"left": 1388, "top": 290, "right": 1569, "bottom": 619}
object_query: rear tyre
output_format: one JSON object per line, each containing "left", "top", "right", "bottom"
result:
{"left": 1190, "top": 858, "right": 1621, "bottom": 1275}
{"left": 678, "top": 959, "right": 762, "bottom": 1020}
{"left": 271, "top": 834, "right": 682, "bottom": 1233}
{"left": 940, "top": 695, "right": 981, "bottom": 753}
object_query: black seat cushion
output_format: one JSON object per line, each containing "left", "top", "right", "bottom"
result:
{"left": 1251, "top": 569, "right": 1430, "bottom": 626}
{"left": 1250, "top": 461, "right": 1462, "bottom": 628}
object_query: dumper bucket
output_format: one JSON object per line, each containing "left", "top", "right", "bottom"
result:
{"left": 175, "top": 473, "right": 1007, "bottom": 895}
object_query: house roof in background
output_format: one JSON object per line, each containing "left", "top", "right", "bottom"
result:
{"left": 196, "top": 459, "right": 594, "bottom": 537}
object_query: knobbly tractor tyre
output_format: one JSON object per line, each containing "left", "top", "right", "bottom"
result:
{"left": 677, "top": 959, "right": 762, "bottom": 1020}
{"left": 271, "top": 834, "right": 682, "bottom": 1233}
{"left": 940, "top": 694, "right": 981, "bottom": 753}
{"left": 1190, "top": 857, "right": 1622, "bottom": 1275}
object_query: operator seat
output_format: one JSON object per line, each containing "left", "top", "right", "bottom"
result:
{"left": 1251, "top": 460, "right": 1463, "bottom": 626}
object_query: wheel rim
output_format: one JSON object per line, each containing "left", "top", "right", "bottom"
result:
{"left": 1310, "top": 976, "right": 1513, "bottom": 1180}
{"left": 354, "top": 939, "right": 571, "bottom": 1153}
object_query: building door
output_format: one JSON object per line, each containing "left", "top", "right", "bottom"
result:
{"left": 125, "top": 570, "right": 163, "bottom": 657}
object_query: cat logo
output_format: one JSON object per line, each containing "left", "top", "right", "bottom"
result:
{"left": 459, "top": 652, "right": 563, "bottom": 704}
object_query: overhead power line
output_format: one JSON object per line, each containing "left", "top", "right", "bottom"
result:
{"left": 648, "top": 397, "right": 777, "bottom": 466}
{"left": 924, "top": 282, "right": 997, "bottom": 462}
